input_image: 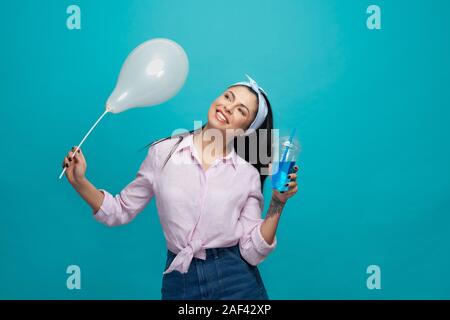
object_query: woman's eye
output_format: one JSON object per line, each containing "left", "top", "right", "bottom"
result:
{"left": 239, "top": 108, "right": 245, "bottom": 116}
{"left": 225, "top": 94, "right": 231, "bottom": 101}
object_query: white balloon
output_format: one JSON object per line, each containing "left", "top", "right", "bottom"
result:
{"left": 106, "top": 38, "right": 189, "bottom": 114}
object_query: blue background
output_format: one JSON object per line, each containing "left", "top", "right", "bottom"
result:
{"left": 1, "top": 0, "right": 449, "bottom": 299}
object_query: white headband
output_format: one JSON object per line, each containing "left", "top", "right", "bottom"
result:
{"left": 230, "top": 74, "right": 268, "bottom": 136}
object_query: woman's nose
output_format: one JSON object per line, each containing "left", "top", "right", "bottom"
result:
{"left": 224, "top": 104, "right": 237, "bottom": 113}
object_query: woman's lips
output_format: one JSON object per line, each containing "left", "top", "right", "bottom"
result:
{"left": 216, "top": 110, "right": 229, "bottom": 124}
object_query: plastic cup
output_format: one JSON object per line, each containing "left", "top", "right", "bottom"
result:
{"left": 271, "top": 136, "right": 300, "bottom": 192}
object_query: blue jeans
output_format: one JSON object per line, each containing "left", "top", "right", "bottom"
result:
{"left": 161, "top": 244, "right": 269, "bottom": 300}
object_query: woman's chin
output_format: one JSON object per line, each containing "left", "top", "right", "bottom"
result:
{"left": 209, "top": 118, "right": 229, "bottom": 130}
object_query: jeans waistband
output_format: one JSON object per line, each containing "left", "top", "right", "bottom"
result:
{"left": 168, "top": 244, "right": 239, "bottom": 260}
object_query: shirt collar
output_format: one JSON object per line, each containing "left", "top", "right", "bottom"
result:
{"left": 175, "top": 133, "right": 237, "bottom": 169}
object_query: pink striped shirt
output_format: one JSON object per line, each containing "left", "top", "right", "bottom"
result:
{"left": 94, "top": 133, "right": 277, "bottom": 274}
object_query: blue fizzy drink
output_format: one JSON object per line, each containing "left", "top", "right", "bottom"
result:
{"left": 271, "top": 130, "right": 300, "bottom": 192}
{"left": 271, "top": 160, "right": 296, "bottom": 192}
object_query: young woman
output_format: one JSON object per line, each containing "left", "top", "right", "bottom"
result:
{"left": 62, "top": 75, "right": 299, "bottom": 300}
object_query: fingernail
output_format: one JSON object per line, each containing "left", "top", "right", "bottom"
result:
{"left": 294, "top": 166, "right": 298, "bottom": 170}
{"left": 78, "top": 150, "right": 80, "bottom": 153}
{"left": 281, "top": 191, "right": 285, "bottom": 194}
{"left": 288, "top": 174, "right": 292, "bottom": 179}
{"left": 65, "top": 163, "right": 69, "bottom": 167}
{"left": 285, "top": 183, "right": 289, "bottom": 187}
{"left": 69, "top": 157, "right": 72, "bottom": 161}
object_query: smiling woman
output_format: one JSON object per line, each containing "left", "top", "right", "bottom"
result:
{"left": 63, "top": 75, "right": 300, "bottom": 300}
{"left": 210, "top": 86, "right": 258, "bottom": 129}
{"left": 145, "top": 75, "right": 275, "bottom": 190}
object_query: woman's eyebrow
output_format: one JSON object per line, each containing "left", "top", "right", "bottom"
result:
{"left": 227, "top": 90, "right": 249, "bottom": 111}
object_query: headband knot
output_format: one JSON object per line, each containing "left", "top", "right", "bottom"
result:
{"left": 230, "top": 74, "right": 268, "bottom": 136}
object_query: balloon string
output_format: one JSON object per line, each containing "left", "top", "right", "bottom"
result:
{"left": 58, "top": 109, "right": 110, "bottom": 180}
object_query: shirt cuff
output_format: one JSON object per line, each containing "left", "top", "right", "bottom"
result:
{"left": 93, "top": 189, "right": 115, "bottom": 222}
{"left": 251, "top": 222, "right": 277, "bottom": 256}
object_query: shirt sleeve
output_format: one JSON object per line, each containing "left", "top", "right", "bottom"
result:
{"left": 238, "top": 170, "right": 277, "bottom": 266}
{"left": 93, "top": 145, "right": 158, "bottom": 227}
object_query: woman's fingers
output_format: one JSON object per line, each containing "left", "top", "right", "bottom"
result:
{"left": 288, "top": 173, "right": 297, "bottom": 181}
{"left": 68, "top": 146, "right": 84, "bottom": 163}
{"left": 285, "top": 181, "right": 297, "bottom": 189}
{"left": 67, "top": 151, "right": 75, "bottom": 165}
{"left": 70, "top": 147, "right": 80, "bottom": 163}
{"left": 64, "top": 156, "right": 72, "bottom": 169}
{"left": 63, "top": 156, "right": 69, "bottom": 168}
{"left": 62, "top": 146, "right": 84, "bottom": 170}
{"left": 72, "top": 146, "right": 84, "bottom": 163}
{"left": 281, "top": 166, "right": 299, "bottom": 192}
{"left": 286, "top": 185, "right": 298, "bottom": 196}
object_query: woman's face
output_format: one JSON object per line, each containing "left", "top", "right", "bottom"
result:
{"left": 207, "top": 85, "right": 258, "bottom": 134}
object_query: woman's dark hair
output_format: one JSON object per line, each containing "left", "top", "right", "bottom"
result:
{"left": 141, "top": 87, "right": 273, "bottom": 193}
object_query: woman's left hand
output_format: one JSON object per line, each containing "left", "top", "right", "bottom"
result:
{"left": 272, "top": 164, "right": 299, "bottom": 203}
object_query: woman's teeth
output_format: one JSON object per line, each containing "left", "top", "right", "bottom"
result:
{"left": 216, "top": 111, "right": 227, "bottom": 123}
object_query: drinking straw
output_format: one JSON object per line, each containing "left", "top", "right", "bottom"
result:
{"left": 280, "top": 128, "right": 296, "bottom": 163}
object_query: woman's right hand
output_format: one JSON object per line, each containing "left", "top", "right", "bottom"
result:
{"left": 62, "top": 146, "right": 87, "bottom": 185}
